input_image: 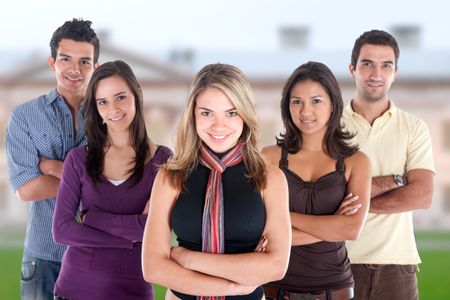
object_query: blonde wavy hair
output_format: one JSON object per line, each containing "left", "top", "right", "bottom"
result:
{"left": 166, "top": 63, "right": 267, "bottom": 191}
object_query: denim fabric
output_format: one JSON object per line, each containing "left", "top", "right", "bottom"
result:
{"left": 21, "top": 253, "right": 61, "bottom": 300}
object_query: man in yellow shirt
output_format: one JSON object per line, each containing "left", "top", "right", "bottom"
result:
{"left": 342, "top": 29, "right": 435, "bottom": 300}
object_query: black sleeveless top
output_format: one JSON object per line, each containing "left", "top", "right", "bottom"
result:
{"left": 269, "top": 147, "right": 353, "bottom": 293}
{"left": 171, "top": 160, "right": 266, "bottom": 299}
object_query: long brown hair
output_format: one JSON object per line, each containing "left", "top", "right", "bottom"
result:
{"left": 277, "top": 61, "right": 358, "bottom": 159}
{"left": 83, "top": 60, "right": 151, "bottom": 185}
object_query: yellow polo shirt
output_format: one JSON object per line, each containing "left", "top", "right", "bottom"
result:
{"left": 342, "top": 101, "right": 435, "bottom": 264}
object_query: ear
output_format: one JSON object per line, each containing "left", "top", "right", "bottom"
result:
{"left": 348, "top": 63, "right": 355, "bottom": 79}
{"left": 94, "top": 62, "right": 100, "bottom": 69}
{"left": 48, "top": 56, "right": 55, "bottom": 71}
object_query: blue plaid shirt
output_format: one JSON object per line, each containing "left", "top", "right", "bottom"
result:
{"left": 6, "top": 89, "right": 86, "bottom": 262}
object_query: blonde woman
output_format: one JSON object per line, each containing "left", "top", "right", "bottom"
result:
{"left": 142, "top": 63, "right": 291, "bottom": 299}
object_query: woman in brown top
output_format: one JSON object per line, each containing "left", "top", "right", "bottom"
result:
{"left": 263, "top": 61, "right": 371, "bottom": 300}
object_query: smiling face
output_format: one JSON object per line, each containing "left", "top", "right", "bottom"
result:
{"left": 289, "top": 79, "right": 332, "bottom": 138}
{"left": 350, "top": 44, "right": 397, "bottom": 103}
{"left": 48, "top": 38, "right": 97, "bottom": 100}
{"left": 95, "top": 75, "right": 136, "bottom": 134}
{"left": 194, "top": 87, "right": 244, "bottom": 153}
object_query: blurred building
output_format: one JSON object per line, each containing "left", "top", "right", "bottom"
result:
{"left": 1, "top": 28, "right": 450, "bottom": 230}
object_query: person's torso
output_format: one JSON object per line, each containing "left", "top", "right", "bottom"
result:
{"left": 270, "top": 147, "right": 353, "bottom": 292}
{"left": 62, "top": 145, "right": 171, "bottom": 277}
{"left": 19, "top": 90, "right": 85, "bottom": 261}
{"left": 342, "top": 104, "right": 424, "bottom": 264}
{"left": 171, "top": 161, "right": 266, "bottom": 299}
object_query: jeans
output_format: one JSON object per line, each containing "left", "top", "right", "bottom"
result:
{"left": 21, "top": 253, "right": 61, "bottom": 300}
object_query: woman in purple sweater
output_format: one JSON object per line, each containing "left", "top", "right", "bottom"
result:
{"left": 52, "top": 60, "right": 172, "bottom": 300}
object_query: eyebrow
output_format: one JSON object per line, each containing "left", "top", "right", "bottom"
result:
{"left": 58, "top": 53, "right": 93, "bottom": 61}
{"left": 291, "top": 95, "right": 323, "bottom": 99}
{"left": 197, "top": 107, "right": 237, "bottom": 112}
{"left": 96, "top": 91, "right": 127, "bottom": 101}
{"left": 360, "top": 59, "right": 394, "bottom": 65}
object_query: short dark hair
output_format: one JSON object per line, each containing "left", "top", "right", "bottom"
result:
{"left": 277, "top": 61, "right": 358, "bottom": 159}
{"left": 50, "top": 18, "right": 100, "bottom": 63}
{"left": 83, "top": 60, "right": 150, "bottom": 186}
{"left": 351, "top": 29, "right": 399, "bottom": 69}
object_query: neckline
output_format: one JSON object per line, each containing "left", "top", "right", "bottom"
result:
{"left": 99, "top": 145, "right": 162, "bottom": 188}
{"left": 283, "top": 167, "right": 342, "bottom": 185}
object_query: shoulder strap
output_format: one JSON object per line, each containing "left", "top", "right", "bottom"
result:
{"left": 336, "top": 159, "right": 345, "bottom": 173}
{"left": 279, "top": 147, "right": 289, "bottom": 169}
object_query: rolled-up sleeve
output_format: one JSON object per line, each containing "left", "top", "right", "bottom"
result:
{"left": 6, "top": 107, "right": 41, "bottom": 191}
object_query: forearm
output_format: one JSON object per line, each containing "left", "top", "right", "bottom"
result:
{"left": 290, "top": 212, "right": 362, "bottom": 241}
{"left": 370, "top": 170, "right": 434, "bottom": 214}
{"left": 178, "top": 250, "right": 285, "bottom": 286}
{"left": 292, "top": 228, "right": 322, "bottom": 246}
{"left": 371, "top": 175, "right": 398, "bottom": 198}
{"left": 53, "top": 216, "right": 133, "bottom": 248}
{"left": 83, "top": 209, "right": 147, "bottom": 242}
{"left": 39, "top": 158, "right": 64, "bottom": 179}
{"left": 143, "top": 256, "right": 254, "bottom": 296}
{"left": 370, "top": 186, "right": 432, "bottom": 213}
{"left": 16, "top": 175, "right": 59, "bottom": 201}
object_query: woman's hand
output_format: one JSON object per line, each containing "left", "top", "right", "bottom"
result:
{"left": 335, "top": 193, "right": 361, "bottom": 216}
{"left": 254, "top": 235, "right": 267, "bottom": 252}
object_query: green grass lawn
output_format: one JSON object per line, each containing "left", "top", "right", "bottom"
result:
{"left": 1, "top": 231, "right": 450, "bottom": 299}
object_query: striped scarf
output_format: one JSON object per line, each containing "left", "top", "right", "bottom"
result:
{"left": 198, "top": 142, "right": 244, "bottom": 300}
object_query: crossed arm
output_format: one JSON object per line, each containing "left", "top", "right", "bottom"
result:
{"left": 141, "top": 166, "right": 291, "bottom": 296}
{"left": 369, "top": 169, "right": 434, "bottom": 214}
{"left": 52, "top": 152, "right": 133, "bottom": 249}
{"left": 289, "top": 152, "right": 371, "bottom": 245}
{"left": 82, "top": 204, "right": 149, "bottom": 242}
{"left": 14, "top": 153, "right": 63, "bottom": 201}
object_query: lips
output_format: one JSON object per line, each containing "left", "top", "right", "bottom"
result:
{"left": 65, "top": 75, "right": 82, "bottom": 83}
{"left": 109, "top": 115, "right": 125, "bottom": 122}
{"left": 367, "top": 81, "right": 383, "bottom": 87}
{"left": 208, "top": 133, "right": 228, "bottom": 142}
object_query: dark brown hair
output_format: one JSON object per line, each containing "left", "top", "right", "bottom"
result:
{"left": 277, "top": 61, "right": 358, "bottom": 159}
{"left": 351, "top": 29, "right": 399, "bottom": 69}
{"left": 83, "top": 60, "right": 150, "bottom": 185}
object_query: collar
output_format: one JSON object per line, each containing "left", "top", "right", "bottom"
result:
{"left": 346, "top": 99, "right": 397, "bottom": 119}
{"left": 44, "top": 88, "right": 64, "bottom": 106}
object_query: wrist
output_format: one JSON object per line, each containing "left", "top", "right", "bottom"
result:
{"left": 393, "top": 174, "right": 407, "bottom": 187}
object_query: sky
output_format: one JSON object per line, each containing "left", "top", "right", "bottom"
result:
{"left": 1, "top": 0, "right": 450, "bottom": 55}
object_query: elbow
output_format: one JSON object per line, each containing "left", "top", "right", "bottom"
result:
{"left": 52, "top": 218, "right": 71, "bottom": 245}
{"left": 52, "top": 222, "right": 64, "bottom": 244}
{"left": 141, "top": 254, "right": 164, "bottom": 285}
{"left": 267, "top": 252, "right": 289, "bottom": 282}
{"left": 16, "top": 189, "right": 33, "bottom": 202}
{"left": 343, "top": 222, "right": 363, "bottom": 241}
{"left": 419, "top": 192, "right": 433, "bottom": 209}
{"left": 345, "top": 228, "right": 361, "bottom": 241}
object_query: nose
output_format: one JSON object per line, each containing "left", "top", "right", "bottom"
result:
{"left": 108, "top": 101, "right": 120, "bottom": 113}
{"left": 370, "top": 65, "right": 381, "bottom": 80}
{"left": 212, "top": 115, "right": 226, "bottom": 130}
{"left": 69, "top": 61, "right": 81, "bottom": 74}
{"left": 300, "top": 102, "right": 312, "bottom": 116}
